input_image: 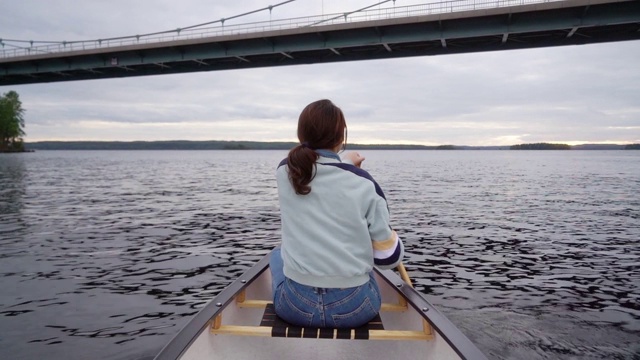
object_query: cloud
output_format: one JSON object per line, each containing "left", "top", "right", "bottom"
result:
{"left": 2, "top": 1, "right": 640, "bottom": 145}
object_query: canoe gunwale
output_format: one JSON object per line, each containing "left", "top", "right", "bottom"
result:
{"left": 374, "top": 268, "right": 488, "bottom": 360}
{"left": 154, "top": 253, "right": 487, "bottom": 360}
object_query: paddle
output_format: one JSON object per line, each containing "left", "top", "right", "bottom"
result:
{"left": 396, "top": 262, "right": 433, "bottom": 336}
{"left": 397, "top": 262, "right": 413, "bottom": 288}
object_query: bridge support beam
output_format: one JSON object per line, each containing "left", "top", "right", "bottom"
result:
{"left": 1, "top": 0, "right": 639, "bottom": 85}
{"left": 566, "top": 27, "right": 580, "bottom": 38}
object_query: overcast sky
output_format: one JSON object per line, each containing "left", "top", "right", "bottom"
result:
{"left": 1, "top": 0, "right": 638, "bottom": 146}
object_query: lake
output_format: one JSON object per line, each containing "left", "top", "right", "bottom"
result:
{"left": 0, "top": 150, "right": 638, "bottom": 359}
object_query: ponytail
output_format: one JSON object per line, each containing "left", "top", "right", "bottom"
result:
{"left": 287, "top": 99, "right": 346, "bottom": 196}
{"left": 287, "top": 144, "right": 318, "bottom": 195}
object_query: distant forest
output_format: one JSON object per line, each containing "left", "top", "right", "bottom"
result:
{"left": 24, "top": 141, "right": 499, "bottom": 151}
{"left": 510, "top": 143, "right": 640, "bottom": 150}
{"left": 510, "top": 143, "right": 571, "bottom": 150}
{"left": 23, "top": 141, "right": 639, "bottom": 151}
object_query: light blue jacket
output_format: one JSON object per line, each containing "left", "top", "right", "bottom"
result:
{"left": 276, "top": 151, "right": 404, "bottom": 288}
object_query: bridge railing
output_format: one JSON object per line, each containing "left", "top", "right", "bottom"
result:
{"left": 0, "top": 0, "right": 561, "bottom": 59}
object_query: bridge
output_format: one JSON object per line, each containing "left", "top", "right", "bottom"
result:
{"left": 1, "top": 0, "right": 638, "bottom": 86}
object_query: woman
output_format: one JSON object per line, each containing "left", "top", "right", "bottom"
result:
{"left": 270, "top": 99, "right": 404, "bottom": 329}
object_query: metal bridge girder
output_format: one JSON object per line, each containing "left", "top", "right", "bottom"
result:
{"left": 1, "top": 0, "right": 639, "bottom": 85}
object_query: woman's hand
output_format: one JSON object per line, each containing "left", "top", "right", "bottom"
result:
{"left": 343, "top": 151, "right": 365, "bottom": 168}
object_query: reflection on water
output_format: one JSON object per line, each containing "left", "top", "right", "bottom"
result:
{"left": 0, "top": 153, "right": 26, "bottom": 220}
{"left": 0, "top": 155, "right": 28, "bottom": 272}
{"left": 0, "top": 150, "right": 638, "bottom": 360}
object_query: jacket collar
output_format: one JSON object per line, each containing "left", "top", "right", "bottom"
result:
{"left": 315, "top": 149, "right": 342, "bottom": 162}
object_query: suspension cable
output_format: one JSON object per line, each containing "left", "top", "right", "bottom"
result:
{"left": 0, "top": 0, "right": 296, "bottom": 46}
{"left": 306, "top": 0, "right": 396, "bottom": 27}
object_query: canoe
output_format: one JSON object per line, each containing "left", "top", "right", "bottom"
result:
{"left": 154, "top": 253, "right": 488, "bottom": 360}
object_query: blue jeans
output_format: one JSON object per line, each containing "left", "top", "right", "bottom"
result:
{"left": 270, "top": 248, "right": 381, "bottom": 328}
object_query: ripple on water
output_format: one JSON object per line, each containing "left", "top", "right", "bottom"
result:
{"left": 1, "top": 150, "right": 639, "bottom": 360}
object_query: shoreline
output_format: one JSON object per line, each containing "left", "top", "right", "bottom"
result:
{"left": 21, "top": 141, "right": 639, "bottom": 151}
{"left": 0, "top": 149, "right": 35, "bottom": 153}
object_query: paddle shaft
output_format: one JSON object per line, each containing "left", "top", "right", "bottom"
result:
{"left": 397, "top": 262, "right": 413, "bottom": 288}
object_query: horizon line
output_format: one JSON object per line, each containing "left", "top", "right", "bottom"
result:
{"left": 23, "top": 140, "right": 639, "bottom": 147}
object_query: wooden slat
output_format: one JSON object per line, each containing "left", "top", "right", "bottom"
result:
{"left": 237, "top": 300, "right": 407, "bottom": 312}
{"left": 237, "top": 299, "right": 271, "bottom": 308}
{"left": 211, "top": 325, "right": 271, "bottom": 336}
{"left": 212, "top": 314, "right": 222, "bottom": 330}
{"left": 211, "top": 325, "right": 432, "bottom": 340}
{"left": 381, "top": 303, "right": 408, "bottom": 312}
{"left": 423, "top": 319, "right": 433, "bottom": 336}
{"left": 236, "top": 290, "right": 246, "bottom": 303}
{"left": 369, "top": 330, "right": 433, "bottom": 341}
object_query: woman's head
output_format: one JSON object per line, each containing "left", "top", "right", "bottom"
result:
{"left": 297, "top": 99, "right": 347, "bottom": 151}
{"left": 287, "top": 99, "right": 347, "bottom": 195}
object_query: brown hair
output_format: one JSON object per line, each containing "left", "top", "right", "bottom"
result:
{"left": 287, "top": 99, "right": 347, "bottom": 195}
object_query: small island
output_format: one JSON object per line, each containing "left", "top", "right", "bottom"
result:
{"left": 0, "top": 90, "right": 27, "bottom": 153}
{"left": 435, "top": 145, "right": 457, "bottom": 150}
{"left": 510, "top": 143, "right": 571, "bottom": 150}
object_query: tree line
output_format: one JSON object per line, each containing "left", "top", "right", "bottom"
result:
{"left": 510, "top": 143, "right": 571, "bottom": 150}
{"left": 511, "top": 143, "right": 640, "bottom": 150}
{"left": 0, "top": 91, "right": 26, "bottom": 152}
{"left": 25, "top": 140, "right": 640, "bottom": 151}
{"left": 26, "top": 140, "right": 442, "bottom": 151}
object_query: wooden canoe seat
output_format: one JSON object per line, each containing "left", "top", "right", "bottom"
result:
{"left": 210, "top": 295, "right": 433, "bottom": 341}
{"left": 259, "top": 303, "right": 384, "bottom": 340}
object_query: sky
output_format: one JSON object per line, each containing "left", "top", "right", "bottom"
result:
{"left": 0, "top": 0, "right": 639, "bottom": 146}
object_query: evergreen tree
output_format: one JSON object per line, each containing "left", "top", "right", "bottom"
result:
{"left": 0, "top": 91, "right": 26, "bottom": 152}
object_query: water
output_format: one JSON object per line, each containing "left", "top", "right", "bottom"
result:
{"left": 0, "top": 150, "right": 638, "bottom": 360}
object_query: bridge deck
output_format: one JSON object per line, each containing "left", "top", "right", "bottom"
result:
{"left": 1, "top": 0, "right": 638, "bottom": 85}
